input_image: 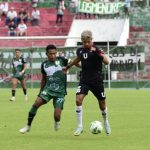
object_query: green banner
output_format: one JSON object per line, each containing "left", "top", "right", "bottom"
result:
{"left": 78, "top": 1, "right": 125, "bottom": 14}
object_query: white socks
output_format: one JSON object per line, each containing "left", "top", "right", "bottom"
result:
{"left": 76, "top": 106, "right": 83, "bottom": 128}
{"left": 101, "top": 107, "right": 108, "bottom": 121}
{"left": 55, "top": 121, "right": 60, "bottom": 126}
{"left": 75, "top": 106, "right": 108, "bottom": 128}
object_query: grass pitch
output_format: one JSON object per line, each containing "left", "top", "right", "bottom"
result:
{"left": 0, "top": 88, "right": 150, "bottom": 150}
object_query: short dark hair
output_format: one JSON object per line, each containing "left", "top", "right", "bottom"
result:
{"left": 46, "top": 44, "right": 57, "bottom": 53}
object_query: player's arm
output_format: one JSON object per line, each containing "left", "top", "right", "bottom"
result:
{"left": 68, "top": 58, "right": 81, "bottom": 68}
{"left": 102, "top": 54, "right": 109, "bottom": 65}
{"left": 98, "top": 51, "right": 109, "bottom": 65}
{"left": 12, "top": 59, "right": 15, "bottom": 74}
{"left": 91, "top": 47, "right": 109, "bottom": 65}
{"left": 65, "top": 56, "right": 80, "bottom": 70}
{"left": 20, "top": 58, "right": 27, "bottom": 74}
{"left": 39, "top": 62, "right": 47, "bottom": 93}
{"left": 75, "top": 62, "right": 81, "bottom": 68}
{"left": 21, "top": 63, "right": 27, "bottom": 73}
{"left": 39, "top": 73, "right": 46, "bottom": 93}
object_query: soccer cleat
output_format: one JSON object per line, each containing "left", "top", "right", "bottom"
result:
{"left": 19, "top": 125, "right": 31, "bottom": 134}
{"left": 104, "top": 120, "right": 111, "bottom": 135}
{"left": 10, "top": 96, "right": 15, "bottom": 101}
{"left": 24, "top": 95, "right": 28, "bottom": 101}
{"left": 54, "top": 122, "right": 60, "bottom": 131}
{"left": 74, "top": 127, "right": 83, "bottom": 136}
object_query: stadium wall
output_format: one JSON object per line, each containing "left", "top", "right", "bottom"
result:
{"left": 65, "top": 19, "right": 129, "bottom": 47}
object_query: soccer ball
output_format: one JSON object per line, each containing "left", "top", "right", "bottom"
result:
{"left": 90, "top": 121, "right": 103, "bottom": 134}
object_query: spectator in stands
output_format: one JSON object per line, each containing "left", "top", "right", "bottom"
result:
{"left": 71, "top": 0, "right": 80, "bottom": 19}
{"left": 6, "top": 7, "right": 17, "bottom": 26}
{"left": 124, "top": 0, "right": 130, "bottom": 18}
{"left": 31, "top": 0, "right": 39, "bottom": 8}
{"left": 31, "top": 7, "right": 40, "bottom": 26}
{"left": 56, "top": 1, "right": 64, "bottom": 24}
{"left": 0, "top": 0, "right": 8, "bottom": 21}
{"left": 57, "top": 0, "right": 65, "bottom": 7}
{"left": 83, "top": 0, "right": 91, "bottom": 19}
{"left": 8, "top": 20, "right": 16, "bottom": 36}
{"left": 17, "top": 20, "right": 27, "bottom": 36}
{"left": 114, "top": 0, "right": 120, "bottom": 18}
{"left": 17, "top": 7, "right": 28, "bottom": 24}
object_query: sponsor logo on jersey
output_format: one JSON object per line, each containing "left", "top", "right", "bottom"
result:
{"left": 83, "top": 53, "right": 88, "bottom": 59}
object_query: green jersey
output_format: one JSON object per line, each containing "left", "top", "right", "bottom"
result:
{"left": 12, "top": 56, "right": 27, "bottom": 80}
{"left": 41, "top": 57, "right": 68, "bottom": 98}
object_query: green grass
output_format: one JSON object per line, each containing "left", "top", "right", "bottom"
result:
{"left": 0, "top": 89, "right": 150, "bottom": 150}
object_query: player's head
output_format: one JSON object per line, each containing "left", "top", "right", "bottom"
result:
{"left": 81, "top": 30, "right": 93, "bottom": 49}
{"left": 15, "top": 49, "right": 21, "bottom": 58}
{"left": 46, "top": 44, "right": 57, "bottom": 61}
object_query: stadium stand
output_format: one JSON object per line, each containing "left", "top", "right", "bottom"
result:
{"left": 0, "top": 1, "right": 74, "bottom": 35}
{"left": 0, "top": 1, "right": 75, "bottom": 47}
{"left": 126, "top": 4, "right": 150, "bottom": 79}
{"left": 1, "top": 0, "right": 150, "bottom": 87}
{"left": 127, "top": 6, "right": 150, "bottom": 45}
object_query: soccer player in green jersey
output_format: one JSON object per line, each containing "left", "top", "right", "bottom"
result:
{"left": 19, "top": 44, "right": 68, "bottom": 133}
{"left": 10, "top": 49, "right": 28, "bottom": 101}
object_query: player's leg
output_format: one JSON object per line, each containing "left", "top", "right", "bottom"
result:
{"left": 10, "top": 78, "right": 18, "bottom": 101}
{"left": 91, "top": 83, "right": 111, "bottom": 135}
{"left": 98, "top": 100, "right": 111, "bottom": 135}
{"left": 53, "top": 97, "right": 64, "bottom": 131}
{"left": 74, "top": 84, "right": 88, "bottom": 136}
{"left": 74, "top": 94, "right": 85, "bottom": 136}
{"left": 19, "top": 97, "right": 47, "bottom": 133}
{"left": 20, "top": 78, "right": 28, "bottom": 101}
{"left": 54, "top": 108, "right": 61, "bottom": 131}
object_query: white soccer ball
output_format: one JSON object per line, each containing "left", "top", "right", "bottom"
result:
{"left": 90, "top": 121, "right": 103, "bottom": 134}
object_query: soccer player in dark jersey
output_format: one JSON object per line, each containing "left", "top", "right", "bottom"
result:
{"left": 10, "top": 49, "right": 28, "bottom": 101}
{"left": 19, "top": 44, "right": 68, "bottom": 134}
{"left": 64, "top": 30, "right": 111, "bottom": 136}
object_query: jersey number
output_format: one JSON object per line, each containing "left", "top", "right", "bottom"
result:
{"left": 56, "top": 98, "right": 64, "bottom": 103}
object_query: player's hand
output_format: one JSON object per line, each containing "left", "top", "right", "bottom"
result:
{"left": 19, "top": 71, "right": 24, "bottom": 75}
{"left": 99, "top": 50, "right": 104, "bottom": 57}
{"left": 91, "top": 47, "right": 104, "bottom": 57}
{"left": 62, "top": 67, "right": 68, "bottom": 74}
{"left": 90, "top": 47, "right": 96, "bottom": 52}
{"left": 94, "top": 49, "right": 104, "bottom": 58}
{"left": 19, "top": 72, "right": 23, "bottom": 75}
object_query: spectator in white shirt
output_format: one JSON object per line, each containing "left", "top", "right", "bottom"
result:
{"left": 56, "top": 1, "right": 64, "bottom": 23}
{"left": 17, "top": 20, "right": 27, "bottom": 36}
{"left": 31, "top": 7, "right": 40, "bottom": 26}
{"left": 6, "top": 7, "right": 17, "bottom": 26}
{"left": 0, "top": 0, "right": 8, "bottom": 21}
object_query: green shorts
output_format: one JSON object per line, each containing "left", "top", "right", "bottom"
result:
{"left": 12, "top": 74, "right": 25, "bottom": 81}
{"left": 39, "top": 90, "right": 65, "bottom": 109}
